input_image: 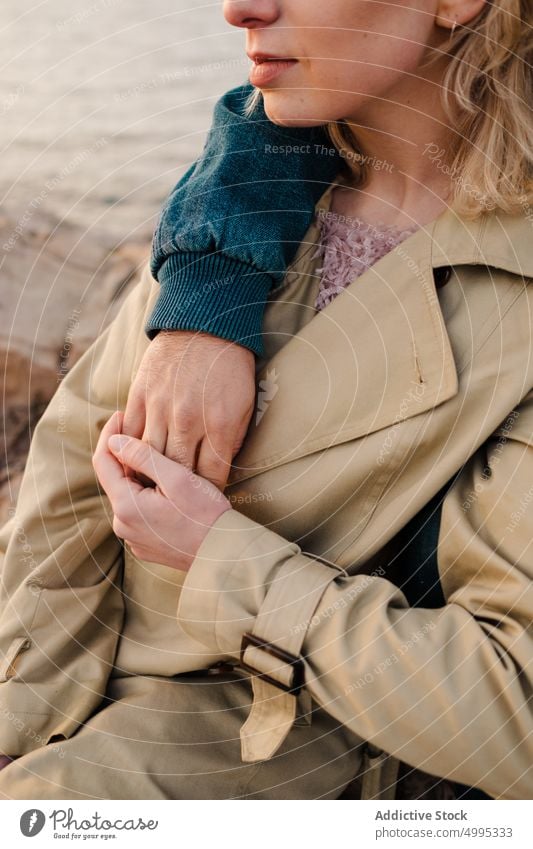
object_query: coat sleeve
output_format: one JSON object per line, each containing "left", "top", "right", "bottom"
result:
{"left": 178, "top": 388, "right": 533, "bottom": 799}
{"left": 0, "top": 265, "right": 158, "bottom": 757}
{"left": 146, "top": 84, "right": 341, "bottom": 357}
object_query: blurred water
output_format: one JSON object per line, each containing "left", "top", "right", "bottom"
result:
{"left": 0, "top": 0, "right": 249, "bottom": 243}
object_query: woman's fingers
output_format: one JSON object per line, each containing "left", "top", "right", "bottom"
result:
{"left": 107, "top": 433, "right": 187, "bottom": 497}
{"left": 93, "top": 412, "right": 143, "bottom": 503}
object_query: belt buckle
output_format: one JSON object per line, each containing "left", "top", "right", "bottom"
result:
{"left": 240, "top": 632, "right": 305, "bottom": 695}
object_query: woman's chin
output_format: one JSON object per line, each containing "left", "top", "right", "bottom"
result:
{"left": 261, "top": 93, "right": 331, "bottom": 128}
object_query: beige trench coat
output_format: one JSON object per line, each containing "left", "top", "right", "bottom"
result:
{"left": 0, "top": 185, "right": 532, "bottom": 799}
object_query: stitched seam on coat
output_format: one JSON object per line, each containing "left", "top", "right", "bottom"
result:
{"left": 332, "top": 440, "right": 412, "bottom": 563}
{"left": 0, "top": 638, "right": 31, "bottom": 682}
{"left": 458, "top": 277, "right": 532, "bottom": 377}
{"left": 2, "top": 711, "right": 61, "bottom": 717}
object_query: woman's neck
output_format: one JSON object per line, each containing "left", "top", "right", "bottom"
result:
{"left": 337, "top": 52, "right": 457, "bottom": 230}
{"left": 329, "top": 178, "right": 452, "bottom": 233}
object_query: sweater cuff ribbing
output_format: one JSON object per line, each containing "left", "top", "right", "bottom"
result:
{"left": 144, "top": 252, "right": 272, "bottom": 358}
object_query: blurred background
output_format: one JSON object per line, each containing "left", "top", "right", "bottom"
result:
{"left": 1, "top": 0, "right": 247, "bottom": 518}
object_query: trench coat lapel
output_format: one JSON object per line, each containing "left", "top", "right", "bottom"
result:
{"left": 228, "top": 195, "right": 459, "bottom": 486}
{"left": 227, "top": 190, "right": 533, "bottom": 487}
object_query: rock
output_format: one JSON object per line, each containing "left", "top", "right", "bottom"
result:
{"left": 0, "top": 211, "right": 150, "bottom": 522}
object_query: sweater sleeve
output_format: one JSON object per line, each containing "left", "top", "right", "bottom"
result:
{"left": 146, "top": 84, "right": 341, "bottom": 357}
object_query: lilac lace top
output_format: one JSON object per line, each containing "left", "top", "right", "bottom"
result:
{"left": 312, "top": 211, "right": 420, "bottom": 311}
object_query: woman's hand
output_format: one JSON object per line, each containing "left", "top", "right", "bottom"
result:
{"left": 93, "top": 411, "right": 232, "bottom": 571}
{"left": 122, "top": 331, "right": 256, "bottom": 491}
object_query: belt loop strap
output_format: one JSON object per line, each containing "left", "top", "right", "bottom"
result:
{"left": 360, "top": 745, "right": 400, "bottom": 800}
{"left": 238, "top": 554, "right": 338, "bottom": 762}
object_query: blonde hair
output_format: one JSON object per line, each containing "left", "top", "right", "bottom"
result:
{"left": 247, "top": 1, "right": 533, "bottom": 219}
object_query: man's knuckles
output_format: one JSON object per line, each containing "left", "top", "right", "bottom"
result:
{"left": 172, "top": 405, "right": 198, "bottom": 432}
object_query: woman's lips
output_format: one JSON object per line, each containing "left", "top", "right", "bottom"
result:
{"left": 249, "top": 58, "right": 298, "bottom": 87}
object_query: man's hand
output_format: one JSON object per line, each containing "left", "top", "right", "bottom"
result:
{"left": 122, "top": 331, "right": 256, "bottom": 490}
{"left": 93, "top": 411, "right": 232, "bottom": 571}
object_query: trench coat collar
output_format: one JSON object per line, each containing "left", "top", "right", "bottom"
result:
{"left": 315, "top": 178, "right": 533, "bottom": 280}
{"left": 227, "top": 184, "right": 533, "bottom": 486}
{"left": 431, "top": 200, "right": 533, "bottom": 279}
{"left": 316, "top": 178, "right": 533, "bottom": 279}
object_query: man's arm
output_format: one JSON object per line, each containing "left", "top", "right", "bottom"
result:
{"left": 146, "top": 83, "right": 341, "bottom": 358}
{"left": 123, "top": 84, "right": 341, "bottom": 486}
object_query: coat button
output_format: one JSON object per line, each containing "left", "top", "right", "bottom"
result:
{"left": 434, "top": 266, "right": 452, "bottom": 288}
